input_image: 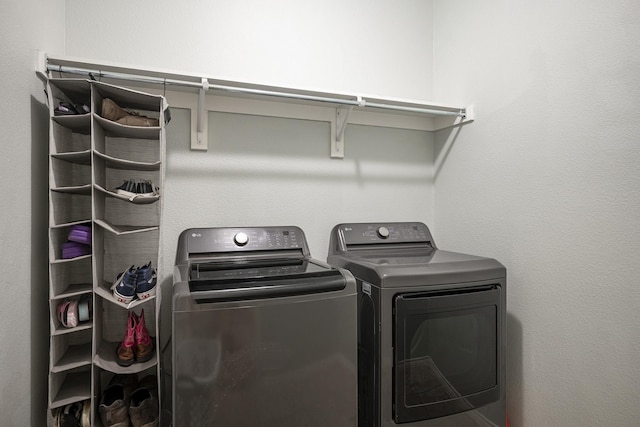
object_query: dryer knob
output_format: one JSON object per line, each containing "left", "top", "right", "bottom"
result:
{"left": 377, "top": 226, "right": 390, "bottom": 239}
{"left": 234, "top": 232, "right": 249, "bottom": 246}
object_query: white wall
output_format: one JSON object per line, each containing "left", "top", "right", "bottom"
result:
{"left": 433, "top": 1, "right": 640, "bottom": 426}
{"left": 64, "top": 0, "right": 434, "bottom": 100}
{"left": 0, "top": 1, "right": 65, "bottom": 425}
{"left": 11, "top": 1, "right": 638, "bottom": 425}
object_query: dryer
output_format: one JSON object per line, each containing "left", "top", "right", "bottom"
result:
{"left": 327, "top": 222, "right": 506, "bottom": 427}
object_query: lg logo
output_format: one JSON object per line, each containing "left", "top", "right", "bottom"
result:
{"left": 191, "top": 233, "right": 202, "bottom": 238}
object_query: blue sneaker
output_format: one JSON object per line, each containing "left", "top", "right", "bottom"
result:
{"left": 135, "top": 262, "right": 157, "bottom": 300}
{"left": 112, "top": 266, "right": 137, "bottom": 304}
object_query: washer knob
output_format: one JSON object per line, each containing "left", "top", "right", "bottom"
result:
{"left": 234, "top": 232, "right": 249, "bottom": 246}
{"left": 377, "top": 226, "right": 390, "bottom": 239}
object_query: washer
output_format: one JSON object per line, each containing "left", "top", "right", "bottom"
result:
{"left": 173, "top": 226, "right": 357, "bottom": 427}
{"left": 327, "top": 222, "right": 506, "bottom": 427}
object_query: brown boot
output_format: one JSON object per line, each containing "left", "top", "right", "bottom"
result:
{"left": 116, "top": 115, "right": 159, "bottom": 127}
{"left": 102, "top": 98, "right": 159, "bottom": 127}
{"left": 101, "top": 98, "right": 129, "bottom": 121}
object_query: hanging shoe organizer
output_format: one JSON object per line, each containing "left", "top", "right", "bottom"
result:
{"left": 46, "top": 77, "right": 166, "bottom": 426}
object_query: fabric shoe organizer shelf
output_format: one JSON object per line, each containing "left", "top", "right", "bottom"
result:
{"left": 46, "top": 78, "right": 166, "bottom": 426}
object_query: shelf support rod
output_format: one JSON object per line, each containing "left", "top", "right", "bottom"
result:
{"left": 42, "top": 60, "right": 466, "bottom": 118}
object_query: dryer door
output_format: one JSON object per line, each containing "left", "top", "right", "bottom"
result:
{"left": 393, "top": 285, "right": 501, "bottom": 423}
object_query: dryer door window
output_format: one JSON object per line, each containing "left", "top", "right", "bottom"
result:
{"left": 393, "top": 285, "right": 501, "bottom": 423}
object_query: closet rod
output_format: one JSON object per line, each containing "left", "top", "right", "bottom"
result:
{"left": 47, "top": 64, "right": 465, "bottom": 118}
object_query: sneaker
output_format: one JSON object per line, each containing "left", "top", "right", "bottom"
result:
{"left": 115, "top": 180, "right": 160, "bottom": 200}
{"left": 136, "top": 181, "right": 159, "bottom": 198}
{"left": 99, "top": 382, "right": 132, "bottom": 427}
{"left": 135, "top": 262, "right": 157, "bottom": 300}
{"left": 115, "top": 179, "right": 138, "bottom": 198}
{"left": 102, "top": 98, "right": 159, "bottom": 127}
{"left": 112, "top": 266, "right": 137, "bottom": 304}
{"left": 116, "top": 311, "right": 137, "bottom": 367}
{"left": 54, "top": 401, "right": 84, "bottom": 427}
{"left": 129, "top": 375, "right": 159, "bottom": 427}
{"left": 134, "top": 309, "right": 154, "bottom": 364}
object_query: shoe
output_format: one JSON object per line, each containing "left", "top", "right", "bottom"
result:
{"left": 115, "top": 180, "right": 137, "bottom": 198}
{"left": 54, "top": 101, "right": 90, "bottom": 116}
{"left": 61, "top": 241, "right": 91, "bottom": 259}
{"left": 129, "top": 375, "right": 159, "bottom": 427}
{"left": 136, "top": 181, "right": 158, "bottom": 198}
{"left": 115, "top": 180, "right": 160, "bottom": 200}
{"left": 77, "top": 295, "right": 93, "bottom": 323}
{"left": 102, "top": 98, "right": 129, "bottom": 122}
{"left": 116, "top": 115, "right": 159, "bottom": 127}
{"left": 55, "top": 401, "right": 84, "bottom": 427}
{"left": 99, "top": 382, "right": 132, "bottom": 427}
{"left": 116, "top": 311, "right": 137, "bottom": 367}
{"left": 134, "top": 309, "right": 154, "bottom": 364}
{"left": 80, "top": 399, "right": 91, "bottom": 427}
{"left": 57, "top": 299, "right": 79, "bottom": 328}
{"left": 135, "top": 262, "right": 157, "bottom": 300}
{"left": 102, "top": 98, "right": 159, "bottom": 127}
{"left": 68, "top": 224, "right": 92, "bottom": 246}
{"left": 112, "top": 266, "right": 137, "bottom": 304}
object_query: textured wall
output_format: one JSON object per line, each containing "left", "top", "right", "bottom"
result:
{"left": 433, "top": 1, "right": 640, "bottom": 425}
{"left": 0, "top": 1, "right": 65, "bottom": 425}
{"left": 64, "top": 0, "right": 434, "bottom": 100}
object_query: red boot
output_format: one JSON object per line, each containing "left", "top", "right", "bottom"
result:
{"left": 134, "top": 309, "right": 154, "bottom": 363}
{"left": 116, "top": 311, "right": 136, "bottom": 367}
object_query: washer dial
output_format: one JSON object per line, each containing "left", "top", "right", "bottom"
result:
{"left": 377, "top": 226, "right": 390, "bottom": 239}
{"left": 234, "top": 232, "right": 249, "bottom": 246}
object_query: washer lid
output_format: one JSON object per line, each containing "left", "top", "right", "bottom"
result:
{"left": 187, "top": 258, "right": 347, "bottom": 301}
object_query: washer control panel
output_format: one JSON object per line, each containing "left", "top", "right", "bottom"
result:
{"left": 184, "top": 226, "right": 308, "bottom": 255}
{"left": 338, "top": 222, "right": 433, "bottom": 246}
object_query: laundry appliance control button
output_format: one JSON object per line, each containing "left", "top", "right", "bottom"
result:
{"left": 377, "top": 226, "right": 390, "bottom": 239}
{"left": 234, "top": 232, "right": 249, "bottom": 246}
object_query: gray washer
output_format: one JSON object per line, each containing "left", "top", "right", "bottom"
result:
{"left": 173, "top": 226, "right": 357, "bottom": 427}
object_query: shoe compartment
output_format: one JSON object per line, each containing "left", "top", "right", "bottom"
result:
{"left": 93, "top": 228, "right": 160, "bottom": 306}
{"left": 92, "top": 81, "right": 163, "bottom": 125}
{"left": 50, "top": 155, "right": 91, "bottom": 190}
{"left": 93, "top": 297, "right": 158, "bottom": 373}
{"left": 48, "top": 366, "right": 91, "bottom": 410}
{"left": 50, "top": 189, "right": 92, "bottom": 227}
{"left": 49, "top": 225, "right": 92, "bottom": 262}
{"left": 50, "top": 118, "right": 91, "bottom": 155}
{"left": 48, "top": 78, "right": 91, "bottom": 117}
{"left": 50, "top": 328, "right": 92, "bottom": 373}
{"left": 49, "top": 256, "right": 92, "bottom": 299}
{"left": 93, "top": 119, "right": 161, "bottom": 165}
{"left": 93, "top": 191, "right": 160, "bottom": 232}
{"left": 50, "top": 293, "right": 93, "bottom": 335}
{"left": 93, "top": 150, "right": 162, "bottom": 207}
